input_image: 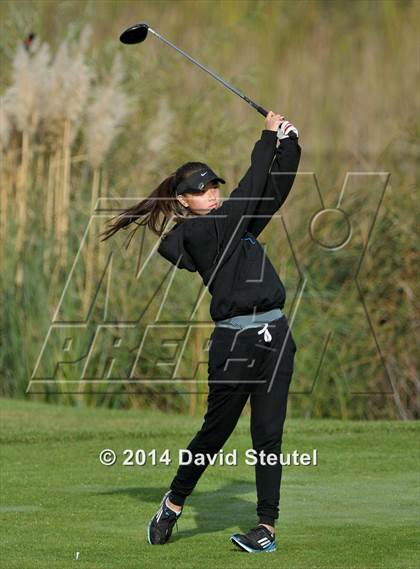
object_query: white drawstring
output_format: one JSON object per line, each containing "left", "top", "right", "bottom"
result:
{"left": 257, "top": 323, "right": 272, "bottom": 343}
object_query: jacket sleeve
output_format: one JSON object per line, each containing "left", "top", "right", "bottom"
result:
{"left": 214, "top": 129, "right": 278, "bottom": 254}
{"left": 246, "top": 136, "right": 301, "bottom": 238}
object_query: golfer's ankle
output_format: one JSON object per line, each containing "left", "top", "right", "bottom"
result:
{"left": 259, "top": 523, "right": 275, "bottom": 535}
{"left": 166, "top": 498, "right": 182, "bottom": 513}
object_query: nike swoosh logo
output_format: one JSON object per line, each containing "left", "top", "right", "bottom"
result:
{"left": 200, "top": 171, "right": 208, "bottom": 176}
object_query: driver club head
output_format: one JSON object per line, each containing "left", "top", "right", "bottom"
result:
{"left": 120, "top": 22, "right": 149, "bottom": 44}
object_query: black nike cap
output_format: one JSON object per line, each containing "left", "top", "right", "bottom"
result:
{"left": 175, "top": 165, "right": 225, "bottom": 196}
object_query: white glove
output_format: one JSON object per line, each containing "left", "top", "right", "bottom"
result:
{"left": 277, "top": 119, "right": 299, "bottom": 140}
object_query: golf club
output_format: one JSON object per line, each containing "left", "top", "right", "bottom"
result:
{"left": 120, "top": 22, "right": 297, "bottom": 139}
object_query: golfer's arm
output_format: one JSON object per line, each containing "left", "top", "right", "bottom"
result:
{"left": 247, "top": 137, "right": 302, "bottom": 238}
{"left": 216, "top": 129, "right": 278, "bottom": 246}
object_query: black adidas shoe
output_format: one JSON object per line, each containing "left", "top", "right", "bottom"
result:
{"left": 230, "top": 524, "right": 276, "bottom": 553}
{"left": 147, "top": 491, "right": 183, "bottom": 545}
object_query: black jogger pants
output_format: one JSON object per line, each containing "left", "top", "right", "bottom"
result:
{"left": 168, "top": 315, "right": 297, "bottom": 527}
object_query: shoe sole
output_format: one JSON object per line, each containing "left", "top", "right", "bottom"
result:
{"left": 230, "top": 535, "right": 276, "bottom": 553}
{"left": 147, "top": 518, "right": 153, "bottom": 545}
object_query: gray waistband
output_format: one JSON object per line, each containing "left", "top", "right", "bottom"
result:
{"left": 215, "top": 308, "right": 283, "bottom": 330}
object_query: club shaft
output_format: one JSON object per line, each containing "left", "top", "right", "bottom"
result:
{"left": 148, "top": 27, "right": 268, "bottom": 117}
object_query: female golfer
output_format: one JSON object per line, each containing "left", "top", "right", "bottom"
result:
{"left": 101, "top": 111, "right": 301, "bottom": 553}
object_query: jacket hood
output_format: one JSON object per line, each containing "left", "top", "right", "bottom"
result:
{"left": 157, "top": 221, "right": 197, "bottom": 272}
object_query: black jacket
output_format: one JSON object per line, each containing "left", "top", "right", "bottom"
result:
{"left": 158, "top": 129, "right": 301, "bottom": 322}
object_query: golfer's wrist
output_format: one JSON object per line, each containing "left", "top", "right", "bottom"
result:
{"left": 261, "top": 129, "right": 278, "bottom": 141}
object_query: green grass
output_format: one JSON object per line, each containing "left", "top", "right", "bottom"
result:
{"left": 0, "top": 398, "right": 419, "bottom": 568}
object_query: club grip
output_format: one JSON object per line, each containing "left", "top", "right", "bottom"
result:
{"left": 254, "top": 104, "right": 268, "bottom": 117}
{"left": 249, "top": 101, "right": 298, "bottom": 139}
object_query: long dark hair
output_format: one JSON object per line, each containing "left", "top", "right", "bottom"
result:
{"left": 100, "top": 162, "right": 208, "bottom": 246}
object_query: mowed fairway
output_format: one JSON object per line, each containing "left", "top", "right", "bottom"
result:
{"left": 0, "top": 399, "right": 418, "bottom": 569}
